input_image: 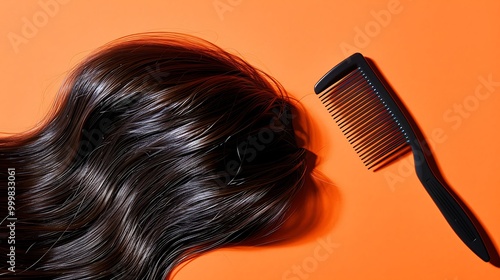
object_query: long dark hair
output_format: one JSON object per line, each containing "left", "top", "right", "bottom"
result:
{"left": 0, "top": 33, "right": 307, "bottom": 279}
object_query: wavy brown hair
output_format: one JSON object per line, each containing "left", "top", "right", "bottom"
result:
{"left": 0, "top": 33, "right": 307, "bottom": 279}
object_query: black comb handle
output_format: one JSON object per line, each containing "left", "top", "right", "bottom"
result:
{"left": 363, "top": 55, "right": 491, "bottom": 262}
{"left": 412, "top": 144, "right": 490, "bottom": 262}
{"left": 315, "top": 53, "right": 491, "bottom": 262}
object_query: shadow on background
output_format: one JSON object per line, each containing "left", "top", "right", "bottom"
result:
{"left": 263, "top": 150, "right": 341, "bottom": 246}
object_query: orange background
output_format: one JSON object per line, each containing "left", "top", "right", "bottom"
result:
{"left": 1, "top": 1, "right": 500, "bottom": 279}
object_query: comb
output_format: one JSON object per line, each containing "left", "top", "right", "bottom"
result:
{"left": 314, "top": 53, "right": 490, "bottom": 262}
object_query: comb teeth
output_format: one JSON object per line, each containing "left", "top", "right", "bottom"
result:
{"left": 319, "top": 67, "right": 411, "bottom": 170}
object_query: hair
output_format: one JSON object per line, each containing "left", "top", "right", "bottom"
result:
{"left": 0, "top": 32, "right": 307, "bottom": 279}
